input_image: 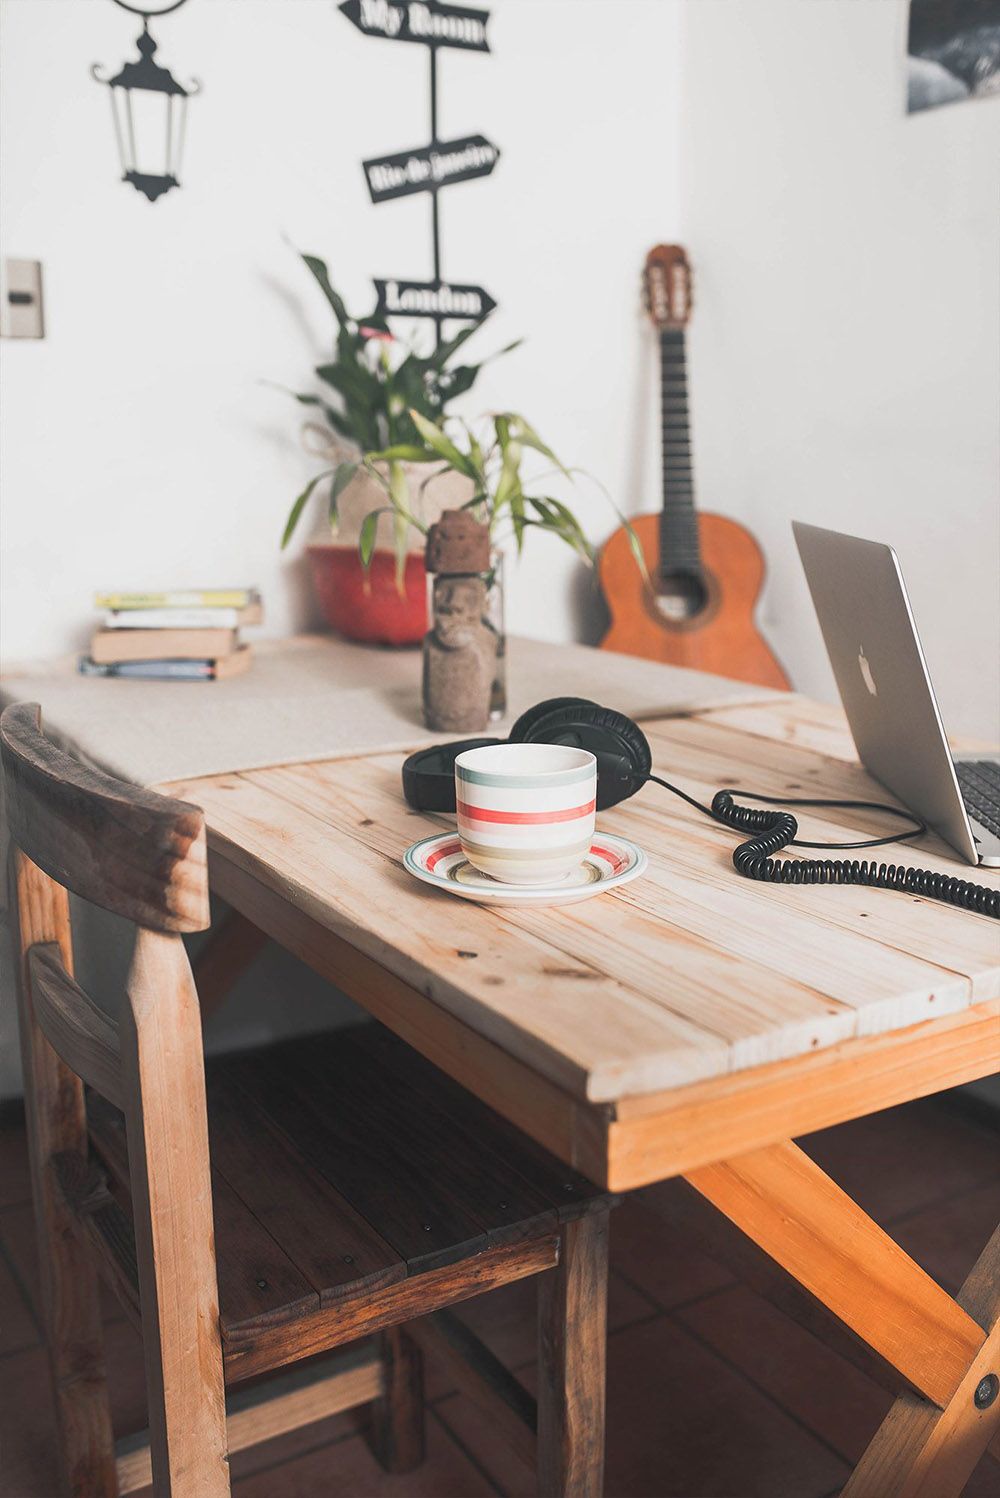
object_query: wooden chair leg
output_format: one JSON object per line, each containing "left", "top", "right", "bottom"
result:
{"left": 12, "top": 851, "right": 116, "bottom": 1496}
{"left": 368, "top": 1325, "right": 426, "bottom": 1474}
{"left": 120, "top": 929, "right": 230, "bottom": 1497}
{"left": 537, "top": 1213, "right": 609, "bottom": 1498}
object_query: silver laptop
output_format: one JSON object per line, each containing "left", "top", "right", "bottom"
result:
{"left": 793, "top": 522, "right": 1000, "bottom": 868}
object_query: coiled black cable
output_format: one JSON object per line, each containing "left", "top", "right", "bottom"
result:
{"left": 645, "top": 775, "right": 1000, "bottom": 919}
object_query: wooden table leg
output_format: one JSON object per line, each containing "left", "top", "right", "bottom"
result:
{"left": 684, "top": 1139, "right": 1000, "bottom": 1497}
{"left": 537, "top": 1213, "right": 609, "bottom": 1498}
{"left": 192, "top": 907, "right": 268, "bottom": 1018}
{"left": 843, "top": 1226, "right": 1000, "bottom": 1497}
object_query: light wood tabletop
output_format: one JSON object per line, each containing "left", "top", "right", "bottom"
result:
{"left": 162, "top": 689, "right": 1000, "bottom": 1492}
{"left": 165, "top": 692, "right": 999, "bottom": 1191}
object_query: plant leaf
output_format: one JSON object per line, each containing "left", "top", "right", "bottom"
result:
{"left": 281, "top": 469, "right": 334, "bottom": 550}
{"left": 408, "top": 410, "right": 479, "bottom": 480}
{"left": 300, "top": 253, "right": 349, "bottom": 327}
{"left": 328, "top": 461, "right": 358, "bottom": 529}
{"left": 359, "top": 508, "right": 389, "bottom": 568}
{"left": 507, "top": 414, "right": 570, "bottom": 477}
{"left": 365, "top": 443, "right": 439, "bottom": 463}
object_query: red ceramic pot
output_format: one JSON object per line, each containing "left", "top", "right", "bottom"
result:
{"left": 307, "top": 543, "right": 427, "bottom": 646}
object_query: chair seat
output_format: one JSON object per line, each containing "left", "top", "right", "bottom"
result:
{"left": 88, "top": 1022, "right": 613, "bottom": 1348}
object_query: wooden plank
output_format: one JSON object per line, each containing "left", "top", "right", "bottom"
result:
{"left": 206, "top": 1072, "right": 406, "bottom": 1310}
{"left": 601, "top": 1000, "right": 1000, "bottom": 1189}
{"left": 843, "top": 1225, "right": 1000, "bottom": 1497}
{"left": 537, "top": 1215, "right": 609, "bottom": 1496}
{"left": 201, "top": 852, "right": 595, "bottom": 1172}
{"left": 168, "top": 768, "right": 728, "bottom": 1100}
{"left": 284, "top": 754, "right": 859, "bottom": 1072}
{"left": 348, "top": 1023, "right": 613, "bottom": 1222}
{"left": 2, "top": 701, "right": 209, "bottom": 933}
{"left": 224, "top": 1045, "right": 490, "bottom": 1276}
{"left": 225, "top": 1235, "right": 560, "bottom": 1383}
{"left": 119, "top": 928, "right": 230, "bottom": 1495}
{"left": 116, "top": 1345, "right": 383, "bottom": 1494}
{"left": 685, "top": 1141, "right": 985, "bottom": 1408}
{"left": 27, "top": 943, "right": 123, "bottom": 1108}
{"left": 10, "top": 851, "right": 117, "bottom": 1496}
{"left": 410, "top": 1311, "right": 536, "bottom": 1467}
{"left": 288, "top": 1030, "right": 560, "bottom": 1245}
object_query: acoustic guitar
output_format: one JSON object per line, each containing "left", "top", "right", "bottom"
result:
{"left": 600, "top": 245, "right": 789, "bottom": 690}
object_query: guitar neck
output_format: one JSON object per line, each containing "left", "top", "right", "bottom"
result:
{"left": 658, "top": 327, "right": 700, "bottom": 575}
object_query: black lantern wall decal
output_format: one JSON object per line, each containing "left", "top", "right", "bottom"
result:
{"left": 92, "top": 0, "right": 200, "bottom": 203}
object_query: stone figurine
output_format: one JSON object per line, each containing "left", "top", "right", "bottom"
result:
{"left": 422, "top": 512, "right": 496, "bottom": 733}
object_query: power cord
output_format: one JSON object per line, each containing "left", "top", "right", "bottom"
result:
{"left": 645, "top": 775, "right": 1000, "bottom": 919}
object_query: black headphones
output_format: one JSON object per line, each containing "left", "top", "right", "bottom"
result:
{"left": 401, "top": 697, "right": 999, "bottom": 919}
{"left": 401, "top": 697, "right": 651, "bottom": 813}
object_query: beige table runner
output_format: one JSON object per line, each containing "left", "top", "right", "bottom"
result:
{"left": 0, "top": 633, "right": 782, "bottom": 787}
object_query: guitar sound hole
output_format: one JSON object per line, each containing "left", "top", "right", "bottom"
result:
{"left": 654, "top": 570, "right": 709, "bottom": 623}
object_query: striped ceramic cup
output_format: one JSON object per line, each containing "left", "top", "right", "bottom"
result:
{"left": 454, "top": 742, "right": 598, "bottom": 885}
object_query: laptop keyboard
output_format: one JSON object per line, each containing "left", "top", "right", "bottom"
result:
{"left": 956, "top": 761, "right": 1000, "bottom": 838}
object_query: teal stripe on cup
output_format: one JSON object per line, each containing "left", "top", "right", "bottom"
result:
{"left": 457, "top": 763, "right": 595, "bottom": 789}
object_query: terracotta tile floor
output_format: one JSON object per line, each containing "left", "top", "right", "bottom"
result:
{"left": 2, "top": 1094, "right": 999, "bottom": 1498}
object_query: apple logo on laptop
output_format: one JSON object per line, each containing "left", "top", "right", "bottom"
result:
{"left": 858, "top": 645, "right": 877, "bottom": 697}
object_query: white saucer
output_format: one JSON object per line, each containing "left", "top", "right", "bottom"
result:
{"left": 403, "top": 831, "right": 647, "bottom": 906}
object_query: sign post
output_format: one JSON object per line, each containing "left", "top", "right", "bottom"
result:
{"left": 338, "top": 0, "right": 496, "bottom": 347}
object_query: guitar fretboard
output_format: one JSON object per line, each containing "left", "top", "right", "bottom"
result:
{"left": 658, "top": 327, "right": 700, "bottom": 575}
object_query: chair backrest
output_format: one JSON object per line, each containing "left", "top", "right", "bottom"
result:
{"left": 3, "top": 702, "right": 230, "bottom": 1491}
{"left": 1, "top": 701, "right": 209, "bottom": 934}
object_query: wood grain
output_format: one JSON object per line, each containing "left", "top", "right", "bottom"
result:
{"left": 2, "top": 700, "right": 209, "bottom": 933}
{"left": 10, "top": 850, "right": 117, "bottom": 1496}
{"left": 164, "top": 689, "right": 998, "bottom": 1108}
{"left": 600, "top": 1000, "right": 1000, "bottom": 1190}
{"left": 119, "top": 928, "right": 230, "bottom": 1495}
{"left": 685, "top": 1140, "right": 985, "bottom": 1408}
{"left": 27, "top": 942, "right": 123, "bottom": 1109}
{"left": 537, "top": 1215, "right": 609, "bottom": 1496}
{"left": 116, "top": 1345, "right": 384, "bottom": 1494}
{"left": 600, "top": 512, "right": 790, "bottom": 688}
{"left": 843, "top": 1225, "right": 1000, "bottom": 1497}
{"left": 224, "top": 1235, "right": 560, "bottom": 1383}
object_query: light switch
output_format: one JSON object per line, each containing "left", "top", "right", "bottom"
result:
{"left": 0, "top": 259, "right": 44, "bottom": 339}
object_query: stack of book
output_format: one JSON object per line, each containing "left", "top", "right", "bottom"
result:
{"left": 80, "top": 588, "right": 262, "bottom": 680}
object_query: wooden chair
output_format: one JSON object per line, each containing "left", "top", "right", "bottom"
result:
{"left": 2, "top": 701, "right": 616, "bottom": 1497}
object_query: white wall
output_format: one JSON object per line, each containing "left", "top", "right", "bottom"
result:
{"left": 680, "top": 0, "right": 1000, "bottom": 741}
{"left": 0, "top": 0, "right": 681, "bottom": 662}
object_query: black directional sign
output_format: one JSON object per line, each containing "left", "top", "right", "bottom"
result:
{"left": 375, "top": 278, "right": 496, "bottom": 322}
{"left": 363, "top": 134, "right": 499, "bottom": 204}
{"left": 339, "top": 0, "right": 490, "bottom": 52}
{"left": 341, "top": 0, "right": 497, "bottom": 342}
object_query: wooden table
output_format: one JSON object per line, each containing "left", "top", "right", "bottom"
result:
{"left": 167, "top": 693, "right": 1000, "bottom": 1495}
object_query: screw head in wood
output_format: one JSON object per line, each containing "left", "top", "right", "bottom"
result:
{"left": 974, "top": 1373, "right": 998, "bottom": 1410}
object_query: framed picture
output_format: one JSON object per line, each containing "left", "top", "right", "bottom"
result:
{"left": 907, "top": 0, "right": 1000, "bottom": 112}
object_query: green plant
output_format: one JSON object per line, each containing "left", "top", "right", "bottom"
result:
{"left": 362, "top": 410, "right": 647, "bottom": 578}
{"left": 279, "top": 252, "right": 517, "bottom": 552}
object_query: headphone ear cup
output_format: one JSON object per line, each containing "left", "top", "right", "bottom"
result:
{"left": 514, "top": 703, "right": 652, "bottom": 809}
{"left": 508, "top": 697, "right": 598, "bottom": 743}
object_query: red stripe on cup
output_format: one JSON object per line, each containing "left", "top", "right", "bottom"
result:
{"left": 455, "top": 798, "right": 597, "bottom": 825}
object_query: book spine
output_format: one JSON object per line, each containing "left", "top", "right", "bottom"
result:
{"left": 103, "top": 607, "right": 241, "bottom": 629}
{"left": 79, "top": 657, "right": 217, "bottom": 680}
{"left": 95, "top": 589, "right": 257, "bottom": 610}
